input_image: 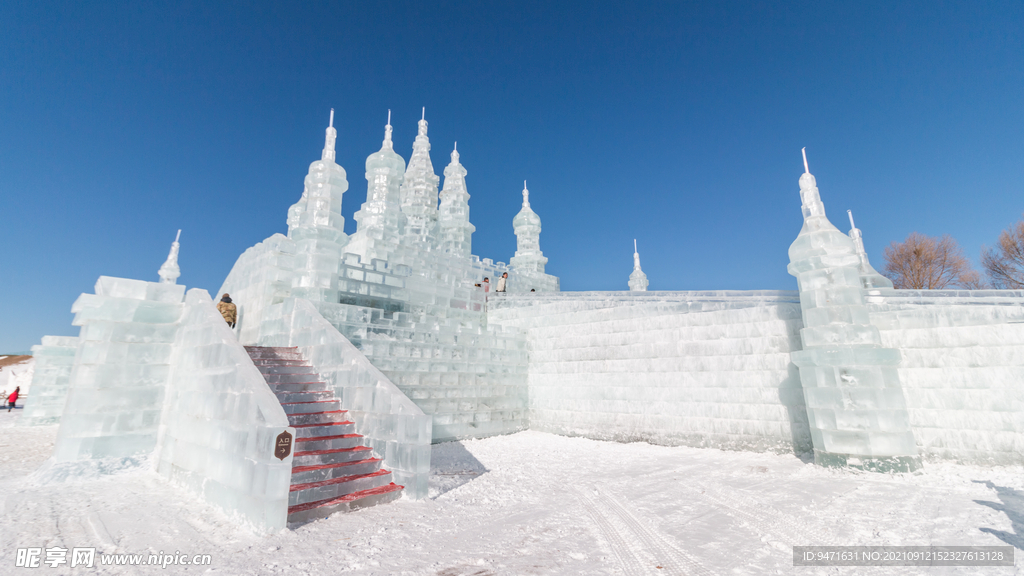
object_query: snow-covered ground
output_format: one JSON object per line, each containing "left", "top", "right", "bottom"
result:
{"left": 0, "top": 413, "right": 1020, "bottom": 575}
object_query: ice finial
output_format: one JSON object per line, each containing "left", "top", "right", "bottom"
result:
{"left": 158, "top": 229, "right": 182, "bottom": 285}
{"left": 802, "top": 147, "right": 809, "bottom": 174}
{"left": 417, "top": 107, "right": 428, "bottom": 136}
{"left": 450, "top": 142, "right": 459, "bottom": 162}
{"left": 322, "top": 108, "right": 337, "bottom": 161}
{"left": 383, "top": 109, "right": 394, "bottom": 150}
{"left": 848, "top": 209, "right": 856, "bottom": 231}
{"left": 522, "top": 181, "right": 530, "bottom": 207}
{"left": 629, "top": 238, "right": 648, "bottom": 291}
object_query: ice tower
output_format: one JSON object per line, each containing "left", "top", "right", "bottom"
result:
{"left": 158, "top": 230, "right": 182, "bottom": 285}
{"left": 846, "top": 210, "right": 894, "bottom": 290}
{"left": 348, "top": 112, "right": 406, "bottom": 262}
{"left": 286, "top": 109, "right": 349, "bottom": 303}
{"left": 628, "top": 239, "right": 649, "bottom": 291}
{"left": 437, "top": 143, "right": 475, "bottom": 257}
{"left": 399, "top": 109, "right": 440, "bottom": 248}
{"left": 509, "top": 182, "right": 559, "bottom": 292}
{"left": 787, "top": 149, "right": 919, "bottom": 472}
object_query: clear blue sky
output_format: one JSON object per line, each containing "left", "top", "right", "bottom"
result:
{"left": 2, "top": 1, "right": 1023, "bottom": 352}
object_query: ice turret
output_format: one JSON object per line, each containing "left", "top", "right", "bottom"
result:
{"left": 628, "top": 239, "right": 649, "bottom": 291}
{"left": 286, "top": 109, "right": 349, "bottom": 301}
{"left": 399, "top": 108, "right": 440, "bottom": 246}
{"left": 349, "top": 111, "right": 407, "bottom": 262}
{"left": 509, "top": 182, "right": 560, "bottom": 292}
{"left": 846, "top": 210, "right": 894, "bottom": 289}
{"left": 437, "top": 142, "right": 475, "bottom": 257}
{"left": 510, "top": 182, "right": 547, "bottom": 273}
{"left": 158, "top": 230, "right": 181, "bottom": 284}
{"left": 787, "top": 148, "right": 919, "bottom": 472}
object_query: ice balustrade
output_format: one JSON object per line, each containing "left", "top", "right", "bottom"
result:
{"left": 22, "top": 336, "right": 79, "bottom": 426}
{"left": 154, "top": 289, "right": 294, "bottom": 532}
{"left": 259, "top": 298, "right": 431, "bottom": 499}
{"left": 51, "top": 277, "right": 185, "bottom": 463}
{"left": 787, "top": 154, "right": 920, "bottom": 472}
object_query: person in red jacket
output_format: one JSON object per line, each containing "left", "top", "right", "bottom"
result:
{"left": 7, "top": 386, "right": 19, "bottom": 412}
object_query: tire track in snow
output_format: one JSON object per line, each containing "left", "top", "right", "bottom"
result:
{"left": 573, "top": 487, "right": 649, "bottom": 576}
{"left": 594, "top": 487, "right": 716, "bottom": 576}
{"left": 689, "top": 483, "right": 826, "bottom": 546}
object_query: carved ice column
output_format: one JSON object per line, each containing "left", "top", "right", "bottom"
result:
{"left": 438, "top": 143, "right": 475, "bottom": 258}
{"left": 846, "top": 210, "right": 894, "bottom": 289}
{"left": 628, "top": 239, "right": 649, "bottom": 291}
{"left": 787, "top": 149, "right": 919, "bottom": 472}
{"left": 286, "top": 109, "right": 349, "bottom": 303}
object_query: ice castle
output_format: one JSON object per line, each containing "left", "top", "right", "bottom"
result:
{"left": 24, "top": 112, "right": 1024, "bottom": 532}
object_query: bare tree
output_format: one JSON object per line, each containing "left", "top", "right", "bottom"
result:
{"left": 982, "top": 216, "right": 1024, "bottom": 289}
{"left": 882, "top": 232, "right": 981, "bottom": 289}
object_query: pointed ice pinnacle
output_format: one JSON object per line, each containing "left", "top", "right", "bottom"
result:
{"left": 438, "top": 141, "right": 475, "bottom": 257}
{"left": 846, "top": 209, "right": 894, "bottom": 290}
{"left": 322, "top": 108, "right": 337, "bottom": 162}
{"left": 629, "top": 238, "right": 649, "bottom": 291}
{"left": 158, "top": 230, "right": 182, "bottom": 285}
{"left": 522, "top": 181, "right": 530, "bottom": 208}
{"left": 802, "top": 147, "right": 809, "bottom": 173}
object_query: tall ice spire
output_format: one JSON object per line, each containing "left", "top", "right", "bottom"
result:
{"left": 158, "top": 230, "right": 181, "bottom": 284}
{"left": 349, "top": 110, "right": 406, "bottom": 261}
{"left": 628, "top": 238, "right": 649, "bottom": 291}
{"left": 511, "top": 181, "right": 546, "bottom": 272}
{"left": 438, "top": 141, "right": 475, "bottom": 257}
{"left": 400, "top": 107, "right": 440, "bottom": 246}
{"left": 787, "top": 148, "right": 919, "bottom": 472}
{"left": 846, "top": 209, "right": 894, "bottom": 289}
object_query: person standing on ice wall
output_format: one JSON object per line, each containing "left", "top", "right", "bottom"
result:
{"left": 496, "top": 272, "right": 507, "bottom": 293}
{"left": 7, "top": 386, "right": 19, "bottom": 412}
{"left": 217, "top": 294, "right": 237, "bottom": 328}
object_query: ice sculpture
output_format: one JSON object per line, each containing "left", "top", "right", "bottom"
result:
{"left": 347, "top": 111, "right": 407, "bottom": 262}
{"left": 437, "top": 142, "right": 475, "bottom": 257}
{"left": 158, "top": 230, "right": 181, "bottom": 285}
{"left": 846, "top": 210, "right": 894, "bottom": 289}
{"left": 509, "top": 182, "right": 559, "bottom": 292}
{"left": 628, "top": 239, "right": 649, "bottom": 291}
{"left": 399, "top": 109, "right": 440, "bottom": 246}
{"left": 787, "top": 149, "right": 919, "bottom": 472}
{"left": 286, "top": 108, "right": 349, "bottom": 303}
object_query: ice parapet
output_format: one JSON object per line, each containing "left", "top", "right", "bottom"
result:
{"left": 155, "top": 289, "right": 293, "bottom": 532}
{"left": 787, "top": 156, "right": 919, "bottom": 472}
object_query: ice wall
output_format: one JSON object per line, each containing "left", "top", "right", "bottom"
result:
{"left": 489, "top": 291, "right": 811, "bottom": 453}
{"left": 52, "top": 277, "right": 184, "bottom": 464}
{"left": 155, "top": 289, "right": 293, "bottom": 532}
{"left": 260, "top": 298, "right": 432, "bottom": 499}
{"left": 22, "top": 336, "right": 79, "bottom": 426}
{"left": 867, "top": 290, "right": 1024, "bottom": 464}
{"left": 219, "top": 234, "right": 297, "bottom": 345}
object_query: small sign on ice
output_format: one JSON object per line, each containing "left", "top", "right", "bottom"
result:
{"left": 275, "top": 431, "right": 293, "bottom": 460}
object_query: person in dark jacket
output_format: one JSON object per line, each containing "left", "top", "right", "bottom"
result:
{"left": 7, "top": 387, "right": 19, "bottom": 412}
{"left": 217, "top": 294, "right": 238, "bottom": 328}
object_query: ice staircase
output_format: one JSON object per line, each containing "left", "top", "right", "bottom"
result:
{"left": 245, "top": 346, "right": 403, "bottom": 525}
